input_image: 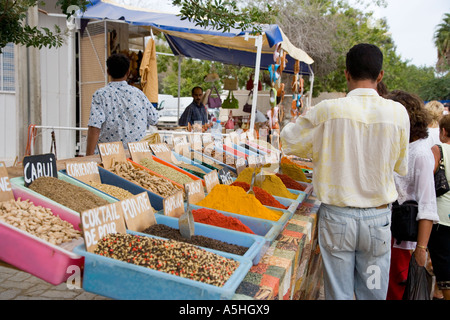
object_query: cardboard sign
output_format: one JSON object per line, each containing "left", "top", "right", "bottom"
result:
{"left": 121, "top": 192, "right": 156, "bottom": 232}
{"left": 202, "top": 133, "right": 212, "bottom": 145}
{"left": 98, "top": 142, "right": 127, "bottom": 169}
{"left": 184, "top": 180, "right": 205, "bottom": 204}
{"left": 247, "top": 155, "right": 257, "bottom": 168}
{"left": 190, "top": 133, "right": 203, "bottom": 151}
{"left": 0, "top": 162, "right": 14, "bottom": 202}
{"left": 23, "top": 153, "right": 58, "bottom": 187}
{"left": 81, "top": 202, "right": 127, "bottom": 253}
{"left": 163, "top": 190, "right": 185, "bottom": 218}
{"left": 218, "top": 168, "right": 233, "bottom": 185}
{"left": 149, "top": 143, "right": 173, "bottom": 163}
{"left": 128, "top": 141, "right": 153, "bottom": 164}
{"left": 236, "top": 158, "right": 247, "bottom": 175}
{"left": 204, "top": 170, "right": 220, "bottom": 193}
{"left": 65, "top": 161, "right": 101, "bottom": 184}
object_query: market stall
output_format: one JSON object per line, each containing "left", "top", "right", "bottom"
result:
{"left": 0, "top": 134, "right": 322, "bottom": 300}
{"left": 78, "top": 0, "right": 315, "bottom": 133}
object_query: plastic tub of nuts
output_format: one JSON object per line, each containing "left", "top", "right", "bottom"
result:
{"left": 73, "top": 233, "right": 252, "bottom": 300}
{"left": 0, "top": 185, "right": 84, "bottom": 285}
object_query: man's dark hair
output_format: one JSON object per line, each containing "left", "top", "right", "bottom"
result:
{"left": 107, "top": 53, "right": 130, "bottom": 79}
{"left": 192, "top": 86, "right": 203, "bottom": 95}
{"left": 346, "top": 43, "right": 383, "bottom": 81}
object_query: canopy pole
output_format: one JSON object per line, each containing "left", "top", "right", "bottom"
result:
{"left": 177, "top": 56, "right": 182, "bottom": 120}
{"left": 249, "top": 34, "right": 263, "bottom": 135}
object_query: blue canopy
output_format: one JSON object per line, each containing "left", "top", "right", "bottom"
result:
{"left": 81, "top": 0, "right": 314, "bottom": 75}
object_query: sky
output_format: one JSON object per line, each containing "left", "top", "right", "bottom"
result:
{"left": 115, "top": 0, "right": 449, "bottom": 67}
{"left": 349, "top": 0, "right": 449, "bottom": 67}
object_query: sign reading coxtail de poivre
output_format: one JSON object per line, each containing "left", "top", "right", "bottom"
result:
{"left": 81, "top": 192, "right": 155, "bottom": 252}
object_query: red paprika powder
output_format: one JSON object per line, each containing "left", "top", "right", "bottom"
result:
{"left": 230, "top": 181, "right": 287, "bottom": 209}
{"left": 192, "top": 208, "right": 255, "bottom": 234}
{"left": 275, "top": 173, "right": 306, "bottom": 191}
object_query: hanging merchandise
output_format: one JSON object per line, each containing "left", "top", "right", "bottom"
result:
{"left": 139, "top": 36, "right": 158, "bottom": 104}
{"left": 291, "top": 60, "right": 304, "bottom": 119}
{"left": 246, "top": 74, "right": 262, "bottom": 91}
{"left": 225, "top": 110, "right": 235, "bottom": 129}
{"left": 222, "top": 90, "right": 239, "bottom": 109}
{"left": 223, "top": 78, "right": 238, "bottom": 91}
{"left": 243, "top": 90, "right": 253, "bottom": 113}
{"left": 208, "top": 85, "right": 222, "bottom": 109}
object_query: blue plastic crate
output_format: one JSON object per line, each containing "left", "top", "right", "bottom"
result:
{"left": 170, "top": 151, "right": 213, "bottom": 175}
{"left": 73, "top": 237, "right": 252, "bottom": 300}
{"left": 191, "top": 149, "right": 237, "bottom": 174}
{"left": 130, "top": 214, "right": 265, "bottom": 265}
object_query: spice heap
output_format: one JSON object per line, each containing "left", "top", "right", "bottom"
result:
{"left": 28, "top": 176, "right": 110, "bottom": 213}
{"left": 94, "top": 233, "right": 240, "bottom": 287}
{"left": 0, "top": 198, "right": 82, "bottom": 245}
{"left": 280, "top": 157, "right": 311, "bottom": 182}
{"left": 192, "top": 208, "right": 255, "bottom": 234}
{"left": 196, "top": 184, "right": 282, "bottom": 221}
{"left": 235, "top": 167, "right": 298, "bottom": 200}
{"left": 140, "top": 157, "right": 193, "bottom": 185}
{"left": 109, "top": 160, "right": 180, "bottom": 198}
{"left": 275, "top": 173, "right": 306, "bottom": 191}
{"left": 230, "top": 181, "right": 287, "bottom": 210}
{"left": 142, "top": 223, "right": 248, "bottom": 255}
{"left": 87, "top": 181, "right": 134, "bottom": 200}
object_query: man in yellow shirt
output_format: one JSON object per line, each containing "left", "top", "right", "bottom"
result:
{"left": 281, "top": 43, "right": 410, "bottom": 300}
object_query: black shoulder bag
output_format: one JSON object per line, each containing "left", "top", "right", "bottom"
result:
{"left": 391, "top": 200, "right": 419, "bottom": 244}
{"left": 434, "top": 144, "right": 450, "bottom": 197}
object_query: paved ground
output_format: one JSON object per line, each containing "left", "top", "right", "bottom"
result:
{"left": 0, "top": 264, "right": 110, "bottom": 300}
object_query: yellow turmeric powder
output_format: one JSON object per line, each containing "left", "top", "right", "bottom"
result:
{"left": 280, "top": 157, "right": 311, "bottom": 182}
{"left": 235, "top": 167, "right": 298, "bottom": 200}
{"left": 195, "top": 184, "right": 282, "bottom": 221}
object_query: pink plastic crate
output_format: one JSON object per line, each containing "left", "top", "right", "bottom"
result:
{"left": 0, "top": 186, "right": 84, "bottom": 285}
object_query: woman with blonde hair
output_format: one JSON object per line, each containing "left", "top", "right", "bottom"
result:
{"left": 425, "top": 100, "right": 445, "bottom": 147}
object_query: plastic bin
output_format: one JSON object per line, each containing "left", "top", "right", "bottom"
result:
{"left": 0, "top": 186, "right": 84, "bottom": 285}
{"left": 191, "top": 149, "right": 237, "bottom": 174}
{"left": 170, "top": 151, "right": 213, "bottom": 178}
{"left": 129, "top": 156, "right": 204, "bottom": 188}
{"left": 130, "top": 213, "right": 265, "bottom": 265}
{"left": 73, "top": 237, "right": 252, "bottom": 300}
{"left": 9, "top": 173, "right": 118, "bottom": 218}
{"left": 59, "top": 167, "right": 167, "bottom": 211}
{"left": 222, "top": 144, "right": 248, "bottom": 159}
{"left": 232, "top": 143, "right": 260, "bottom": 157}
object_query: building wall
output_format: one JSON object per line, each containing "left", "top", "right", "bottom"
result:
{"left": 0, "top": 92, "right": 17, "bottom": 166}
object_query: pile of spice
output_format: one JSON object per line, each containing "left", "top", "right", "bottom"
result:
{"left": 142, "top": 223, "right": 248, "bottom": 255}
{"left": 28, "top": 176, "right": 110, "bottom": 213}
{"left": 230, "top": 181, "right": 287, "bottom": 210}
{"left": 139, "top": 157, "right": 193, "bottom": 186}
{"left": 192, "top": 208, "right": 255, "bottom": 234}
{"left": 94, "top": 233, "right": 240, "bottom": 287}
{"left": 275, "top": 173, "right": 306, "bottom": 191}
{"left": 109, "top": 160, "right": 180, "bottom": 198}
{"left": 235, "top": 168, "right": 298, "bottom": 200}
{"left": 196, "top": 184, "right": 282, "bottom": 221}
{"left": 280, "top": 157, "right": 311, "bottom": 182}
{"left": 87, "top": 181, "right": 134, "bottom": 200}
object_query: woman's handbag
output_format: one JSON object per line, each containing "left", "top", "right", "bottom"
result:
{"left": 223, "top": 78, "right": 238, "bottom": 91}
{"left": 243, "top": 90, "right": 253, "bottom": 113}
{"left": 434, "top": 144, "right": 450, "bottom": 197}
{"left": 221, "top": 91, "right": 239, "bottom": 109}
{"left": 391, "top": 200, "right": 419, "bottom": 244}
{"left": 208, "top": 86, "right": 222, "bottom": 109}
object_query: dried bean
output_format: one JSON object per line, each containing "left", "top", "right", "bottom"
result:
{"left": 87, "top": 181, "right": 134, "bottom": 200}
{"left": 94, "top": 233, "right": 240, "bottom": 287}
{"left": 0, "top": 198, "right": 82, "bottom": 245}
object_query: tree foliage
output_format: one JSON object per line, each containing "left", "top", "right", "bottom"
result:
{"left": 0, "top": 0, "right": 89, "bottom": 53}
{"left": 434, "top": 13, "right": 450, "bottom": 72}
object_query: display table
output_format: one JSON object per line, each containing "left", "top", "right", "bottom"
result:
{"left": 234, "top": 193, "right": 322, "bottom": 300}
{"left": 2, "top": 156, "right": 323, "bottom": 300}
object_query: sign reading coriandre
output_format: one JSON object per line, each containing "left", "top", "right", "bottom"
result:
{"left": 0, "top": 0, "right": 275, "bottom": 53}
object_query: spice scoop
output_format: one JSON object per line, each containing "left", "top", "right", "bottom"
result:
{"left": 247, "top": 171, "right": 256, "bottom": 195}
{"left": 179, "top": 185, "right": 195, "bottom": 239}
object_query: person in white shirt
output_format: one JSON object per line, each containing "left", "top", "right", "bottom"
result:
{"left": 424, "top": 100, "right": 445, "bottom": 147}
{"left": 384, "top": 90, "right": 439, "bottom": 300}
{"left": 281, "top": 43, "right": 410, "bottom": 300}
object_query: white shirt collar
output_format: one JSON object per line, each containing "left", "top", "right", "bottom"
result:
{"left": 347, "top": 88, "right": 379, "bottom": 97}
